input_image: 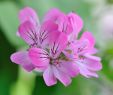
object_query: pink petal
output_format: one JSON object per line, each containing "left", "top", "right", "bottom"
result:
{"left": 19, "top": 7, "right": 40, "bottom": 26}
{"left": 70, "top": 34, "right": 96, "bottom": 55}
{"left": 84, "top": 57, "right": 102, "bottom": 71}
{"left": 80, "top": 32, "right": 95, "bottom": 48}
{"left": 68, "top": 12, "right": 83, "bottom": 40}
{"left": 44, "top": 8, "right": 62, "bottom": 22}
{"left": 18, "top": 21, "right": 38, "bottom": 45}
{"left": 76, "top": 55, "right": 102, "bottom": 78}
{"left": 87, "top": 71, "right": 99, "bottom": 78}
{"left": 84, "top": 54, "right": 101, "bottom": 61}
{"left": 10, "top": 51, "right": 35, "bottom": 72}
{"left": 38, "top": 20, "right": 58, "bottom": 47}
{"left": 60, "top": 62, "right": 79, "bottom": 77}
{"left": 41, "top": 20, "right": 58, "bottom": 32}
{"left": 29, "top": 48, "right": 49, "bottom": 69}
{"left": 52, "top": 65, "right": 72, "bottom": 86}
{"left": 43, "top": 65, "right": 57, "bottom": 86}
{"left": 82, "top": 48, "right": 98, "bottom": 55}
{"left": 76, "top": 61, "right": 98, "bottom": 78}
{"left": 57, "top": 16, "right": 73, "bottom": 35}
{"left": 44, "top": 8, "right": 72, "bottom": 35}
{"left": 69, "top": 40, "right": 89, "bottom": 55}
{"left": 49, "top": 31, "right": 68, "bottom": 58}
{"left": 68, "top": 39, "right": 98, "bottom": 59}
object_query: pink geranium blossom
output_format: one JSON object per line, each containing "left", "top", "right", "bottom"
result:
{"left": 29, "top": 31, "right": 79, "bottom": 86}
{"left": 11, "top": 7, "right": 58, "bottom": 71}
{"left": 10, "top": 7, "right": 102, "bottom": 86}
{"left": 65, "top": 32, "right": 102, "bottom": 78}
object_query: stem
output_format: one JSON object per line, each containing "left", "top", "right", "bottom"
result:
{"left": 10, "top": 67, "right": 36, "bottom": 95}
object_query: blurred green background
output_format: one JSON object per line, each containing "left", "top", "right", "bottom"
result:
{"left": 0, "top": 0, "right": 113, "bottom": 95}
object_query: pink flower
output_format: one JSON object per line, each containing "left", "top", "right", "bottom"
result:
{"left": 11, "top": 7, "right": 79, "bottom": 86}
{"left": 10, "top": 7, "right": 102, "bottom": 86}
{"left": 65, "top": 32, "right": 102, "bottom": 78}
{"left": 45, "top": 8, "right": 84, "bottom": 44}
{"left": 11, "top": 7, "right": 58, "bottom": 72}
{"left": 29, "top": 31, "right": 79, "bottom": 86}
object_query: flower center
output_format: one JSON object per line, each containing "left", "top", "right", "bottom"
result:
{"left": 50, "top": 58, "right": 59, "bottom": 65}
{"left": 49, "top": 53, "right": 69, "bottom": 65}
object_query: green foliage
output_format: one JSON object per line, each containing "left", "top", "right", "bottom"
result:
{"left": 0, "top": 2, "right": 26, "bottom": 48}
{"left": 0, "top": 28, "right": 18, "bottom": 95}
{"left": 107, "top": 0, "right": 113, "bottom": 4}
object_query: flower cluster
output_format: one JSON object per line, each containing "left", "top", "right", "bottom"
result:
{"left": 10, "top": 7, "right": 102, "bottom": 86}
